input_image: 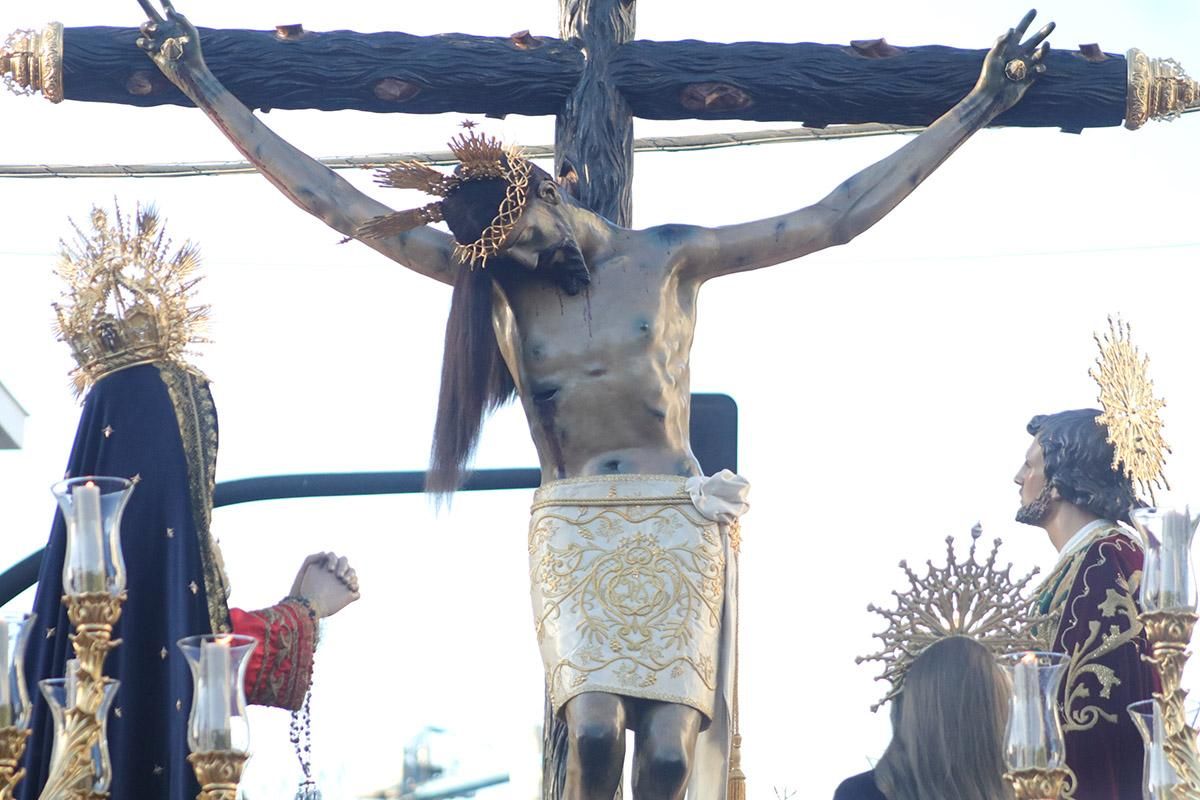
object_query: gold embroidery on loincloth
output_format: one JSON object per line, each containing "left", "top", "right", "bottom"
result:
{"left": 529, "top": 478, "right": 726, "bottom": 718}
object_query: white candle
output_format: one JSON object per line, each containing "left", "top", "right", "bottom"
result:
{"left": 200, "top": 638, "right": 232, "bottom": 751}
{"left": 1160, "top": 511, "right": 1193, "bottom": 610}
{"left": 0, "top": 623, "right": 10, "bottom": 727}
{"left": 71, "top": 482, "right": 106, "bottom": 593}
{"left": 64, "top": 659, "right": 79, "bottom": 712}
{"left": 1151, "top": 702, "right": 1174, "bottom": 788}
{"left": 1013, "top": 653, "right": 1045, "bottom": 767}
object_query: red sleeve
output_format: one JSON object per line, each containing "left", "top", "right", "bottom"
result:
{"left": 229, "top": 598, "right": 318, "bottom": 711}
{"left": 1052, "top": 535, "right": 1159, "bottom": 800}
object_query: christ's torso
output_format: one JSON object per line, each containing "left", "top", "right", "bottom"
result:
{"left": 492, "top": 234, "right": 702, "bottom": 481}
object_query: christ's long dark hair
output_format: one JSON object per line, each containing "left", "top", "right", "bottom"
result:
{"left": 426, "top": 176, "right": 529, "bottom": 495}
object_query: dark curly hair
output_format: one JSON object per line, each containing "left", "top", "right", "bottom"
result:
{"left": 1027, "top": 408, "right": 1141, "bottom": 525}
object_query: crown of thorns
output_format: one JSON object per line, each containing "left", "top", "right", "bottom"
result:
{"left": 356, "top": 130, "right": 533, "bottom": 268}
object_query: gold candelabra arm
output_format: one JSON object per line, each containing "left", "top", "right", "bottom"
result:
{"left": 36, "top": 711, "right": 104, "bottom": 800}
{"left": 38, "top": 593, "right": 125, "bottom": 800}
{"left": 1, "top": 23, "right": 63, "bottom": 103}
{"left": 1126, "top": 48, "right": 1200, "bottom": 130}
{"left": 188, "top": 751, "right": 249, "bottom": 800}
{"left": 1140, "top": 610, "right": 1200, "bottom": 796}
{"left": 64, "top": 593, "right": 125, "bottom": 685}
{"left": 0, "top": 726, "right": 31, "bottom": 800}
{"left": 1003, "top": 766, "right": 1075, "bottom": 800}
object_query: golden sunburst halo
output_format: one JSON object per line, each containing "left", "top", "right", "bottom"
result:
{"left": 856, "top": 530, "right": 1043, "bottom": 712}
{"left": 1090, "top": 317, "right": 1170, "bottom": 502}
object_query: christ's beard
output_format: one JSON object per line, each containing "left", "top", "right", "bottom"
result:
{"left": 1016, "top": 483, "right": 1054, "bottom": 526}
{"left": 539, "top": 241, "right": 591, "bottom": 295}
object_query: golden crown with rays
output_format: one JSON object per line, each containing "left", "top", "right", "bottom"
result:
{"left": 1090, "top": 317, "right": 1170, "bottom": 503}
{"left": 857, "top": 529, "right": 1043, "bottom": 711}
{"left": 53, "top": 204, "right": 209, "bottom": 397}
{"left": 356, "top": 128, "right": 533, "bottom": 268}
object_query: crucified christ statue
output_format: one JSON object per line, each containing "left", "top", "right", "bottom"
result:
{"left": 134, "top": 3, "right": 1052, "bottom": 797}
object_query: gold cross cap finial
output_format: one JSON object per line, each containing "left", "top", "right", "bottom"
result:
{"left": 2, "top": 23, "right": 63, "bottom": 102}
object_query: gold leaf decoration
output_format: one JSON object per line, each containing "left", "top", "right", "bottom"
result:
{"left": 1090, "top": 317, "right": 1170, "bottom": 502}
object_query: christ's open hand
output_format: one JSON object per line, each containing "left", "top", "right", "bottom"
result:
{"left": 974, "top": 9, "right": 1054, "bottom": 115}
{"left": 135, "top": 0, "right": 207, "bottom": 82}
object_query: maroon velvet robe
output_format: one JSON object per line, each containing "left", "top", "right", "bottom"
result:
{"left": 1035, "top": 525, "right": 1158, "bottom": 800}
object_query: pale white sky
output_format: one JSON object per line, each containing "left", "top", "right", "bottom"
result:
{"left": 3, "top": 1, "right": 1200, "bottom": 797}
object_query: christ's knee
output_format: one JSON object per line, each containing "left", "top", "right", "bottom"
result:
{"left": 635, "top": 741, "right": 691, "bottom": 798}
{"left": 569, "top": 717, "right": 624, "bottom": 778}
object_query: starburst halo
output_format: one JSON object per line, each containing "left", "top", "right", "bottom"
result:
{"left": 1090, "top": 317, "right": 1170, "bottom": 503}
{"left": 52, "top": 203, "right": 209, "bottom": 397}
{"left": 856, "top": 529, "right": 1043, "bottom": 711}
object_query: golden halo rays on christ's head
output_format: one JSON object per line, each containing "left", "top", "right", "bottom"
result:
{"left": 1090, "top": 317, "right": 1170, "bottom": 503}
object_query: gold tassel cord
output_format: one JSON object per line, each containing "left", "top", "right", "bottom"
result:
{"left": 728, "top": 521, "right": 746, "bottom": 800}
{"left": 726, "top": 733, "right": 746, "bottom": 800}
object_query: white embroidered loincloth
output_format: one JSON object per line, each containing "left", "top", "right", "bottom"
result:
{"left": 529, "top": 472, "right": 749, "bottom": 730}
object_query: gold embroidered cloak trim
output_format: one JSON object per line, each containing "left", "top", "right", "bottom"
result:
{"left": 157, "top": 363, "right": 231, "bottom": 634}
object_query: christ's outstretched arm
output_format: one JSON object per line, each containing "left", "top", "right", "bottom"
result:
{"left": 135, "top": 0, "right": 457, "bottom": 285}
{"left": 680, "top": 10, "right": 1053, "bottom": 282}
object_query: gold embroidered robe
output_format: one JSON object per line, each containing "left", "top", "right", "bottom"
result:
{"left": 1035, "top": 525, "right": 1159, "bottom": 800}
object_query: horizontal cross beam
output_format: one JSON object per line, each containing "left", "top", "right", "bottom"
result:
{"left": 6, "top": 25, "right": 1150, "bottom": 131}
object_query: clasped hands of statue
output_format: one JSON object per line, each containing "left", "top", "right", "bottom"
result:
{"left": 291, "top": 552, "right": 361, "bottom": 619}
{"left": 135, "top": 0, "right": 1054, "bottom": 115}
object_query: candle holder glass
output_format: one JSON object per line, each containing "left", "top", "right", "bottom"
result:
{"left": 178, "top": 634, "right": 256, "bottom": 754}
{"left": 1, "top": 615, "right": 35, "bottom": 731}
{"left": 999, "top": 651, "right": 1073, "bottom": 799}
{"left": 1132, "top": 506, "right": 1200, "bottom": 614}
{"left": 51, "top": 476, "right": 134, "bottom": 597}
{"left": 1130, "top": 505, "right": 1200, "bottom": 794}
{"left": 37, "top": 676, "right": 120, "bottom": 799}
{"left": 0, "top": 615, "right": 35, "bottom": 800}
{"left": 40, "top": 476, "right": 131, "bottom": 800}
{"left": 178, "top": 635, "right": 256, "bottom": 800}
{"left": 1128, "top": 699, "right": 1200, "bottom": 800}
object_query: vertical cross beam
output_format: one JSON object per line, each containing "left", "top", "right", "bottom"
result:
{"left": 555, "top": 0, "right": 636, "bottom": 226}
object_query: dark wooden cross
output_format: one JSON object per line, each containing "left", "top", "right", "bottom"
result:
{"left": 5, "top": 1, "right": 1165, "bottom": 225}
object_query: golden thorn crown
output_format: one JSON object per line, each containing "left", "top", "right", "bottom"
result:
{"left": 53, "top": 204, "right": 209, "bottom": 397}
{"left": 856, "top": 530, "right": 1043, "bottom": 711}
{"left": 357, "top": 128, "right": 533, "bottom": 268}
{"left": 1091, "top": 316, "right": 1170, "bottom": 502}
